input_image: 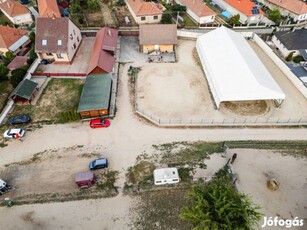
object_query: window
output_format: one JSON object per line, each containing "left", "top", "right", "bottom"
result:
{"left": 46, "top": 53, "right": 53, "bottom": 56}
{"left": 73, "top": 43, "right": 76, "bottom": 49}
{"left": 211, "top": 16, "right": 214, "bottom": 19}
{"left": 56, "top": 53, "right": 63, "bottom": 59}
{"left": 141, "top": 16, "right": 145, "bottom": 21}
{"left": 70, "top": 34, "right": 73, "bottom": 40}
{"left": 153, "top": 15, "right": 158, "bottom": 19}
{"left": 77, "top": 37, "right": 79, "bottom": 42}
{"left": 57, "top": 40, "right": 62, "bottom": 46}
{"left": 42, "top": 39, "right": 47, "bottom": 46}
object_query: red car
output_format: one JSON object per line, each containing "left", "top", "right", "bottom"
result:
{"left": 90, "top": 119, "right": 110, "bottom": 128}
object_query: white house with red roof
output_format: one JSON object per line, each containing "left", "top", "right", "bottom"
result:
{"left": 126, "top": 0, "right": 165, "bottom": 24}
{"left": 175, "top": 0, "right": 216, "bottom": 25}
{"left": 0, "top": 0, "right": 33, "bottom": 25}
{"left": 258, "top": 0, "right": 307, "bottom": 23}
{"left": 213, "top": 0, "right": 264, "bottom": 24}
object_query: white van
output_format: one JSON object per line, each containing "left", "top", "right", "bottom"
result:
{"left": 154, "top": 168, "right": 180, "bottom": 185}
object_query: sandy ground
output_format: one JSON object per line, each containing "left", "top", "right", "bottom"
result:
{"left": 136, "top": 39, "right": 307, "bottom": 120}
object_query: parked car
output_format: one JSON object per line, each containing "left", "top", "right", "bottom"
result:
{"left": 3, "top": 129, "right": 25, "bottom": 139}
{"left": 89, "top": 158, "right": 108, "bottom": 170}
{"left": 8, "top": 115, "right": 31, "bottom": 125}
{"left": 89, "top": 119, "right": 110, "bottom": 128}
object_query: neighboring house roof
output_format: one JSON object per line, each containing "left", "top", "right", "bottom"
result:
{"left": 10, "top": 79, "right": 38, "bottom": 100}
{"left": 0, "top": 0, "right": 30, "bottom": 17}
{"left": 0, "top": 26, "right": 28, "bottom": 50}
{"left": 127, "top": 0, "right": 163, "bottom": 16}
{"left": 9, "top": 35, "right": 29, "bottom": 52}
{"left": 266, "top": 0, "right": 307, "bottom": 15}
{"left": 139, "top": 24, "right": 178, "bottom": 45}
{"left": 7, "top": 56, "right": 28, "bottom": 70}
{"left": 196, "top": 26, "right": 285, "bottom": 108}
{"left": 224, "top": 0, "right": 264, "bottom": 16}
{"left": 35, "top": 17, "right": 71, "bottom": 53}
{"left": 274, "top": 29, "right": 307, "bottom": 50}
{"left": 77, "top": 74, "right": 112, "bottom": 112}
{"left": 87, "top": 27, "right": 118, "bottom": 75}
{"left": 176, "top": 0, "right": 215, "bottom": 17}
{"left": 37, "top": 0, "right": 61, "bottom": 18}
{"left": 300, "top": 49, "right": 307, "bottom": 61}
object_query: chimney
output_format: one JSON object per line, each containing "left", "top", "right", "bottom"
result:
{"left": 108, "top": 29, "right": 111, "bottom": 36}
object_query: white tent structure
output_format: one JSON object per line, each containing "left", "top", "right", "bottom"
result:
{"left": 196, "top": 26, "right": 285, "bottom": 109}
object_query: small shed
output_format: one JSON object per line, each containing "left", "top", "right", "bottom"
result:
{"left": 154, "top": 168, "right": 180, "bottom": 185}
{"left": 77, "top": 73, "right": 112, "bottom": 119}
{"left": 75, "top": 172, "right": 95, "bottom": 189}
{"left": 139, "top": 24, "right": 178, "bottom": 54}
{"left": 10, "top": 79, "right": 38, "bottom": 103}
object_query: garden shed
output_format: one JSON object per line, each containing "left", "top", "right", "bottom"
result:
{"left": 77, "top": 73, "right": 112, "bottom": 119}
{"left": 196, "top": 26, "right": 285, "bottom": 109}
{"left": 10, "top": 79, "right": 38, "bottom": 103}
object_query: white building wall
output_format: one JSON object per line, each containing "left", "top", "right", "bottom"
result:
{"left": 136, "top": 14, "right": 162, "bottom": 24}
{"left": 67, "top": 20, "right": 82, "bottom": 62}
{"left": 13, "top": 13, "right": 33, "bottom": 25}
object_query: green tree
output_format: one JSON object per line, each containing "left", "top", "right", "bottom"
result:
{"left": 87, "top": 0, "right": 100, "bottom": 11}
{"left": 170, "top": 4, "right": 186, "bottom": 12}
{"left": 161, "top": 11, "right": 172, "bottom": 24}
{"left": 70, "top": 0, "right": 83, "bottom": 13}
{"left": 180, "top": 178, "right": 262, "bottom": 230}
{"left": 268, "top": 8, "right": 281, "bottom": 23}
{"left": 3, "top": 51, "right": 15, "bottom": 66}
{"left": 10, "top": 68, "right": 27, "bottom": 88}
{"left": 293, "top": 55, "right": 304, "bottom": 63}
{"left": 229, "top": 14, "right": 240, "bottom": 25}
{"left": 29, "top": 31, "right": 35, "bottom": 43}
{"left": 286, "top": 52, "right": 294, "bottom": 62}
{"left": 0, "top": 64, "right": 9, "bottom": 81}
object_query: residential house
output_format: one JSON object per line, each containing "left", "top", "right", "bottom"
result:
{"left": 7, "top": 56, "right": 28, "bottom": 70}
{"left": 213, "top": 0, "right": 264, "bottom": 24}
{"left": 35, "top": 17, "right": 82, "bottom": 64}
{"left": 0, "top": 26, "right": 30, "bottom": 55}
{"left": 77, "top": 73, "right": 113, "bottom": 118}
{"left": 139, "top": 24, "right": 177, "bottom": 53}
{"left": 175, "top": 0, "right": 216, "bottom": 25}
{"left": 259, "top": 0, "right": 307, "bottom": 23}
{"left": 37, "top": 0, "right": 61, "bottom": 18}
{"left": 126, "top": 0, "right": 164, "bottom": 24}
{"left": 272, "top": 28, "right": 307, "bottom": 59}
{"left": 87, "top": 27, "right": 118, "bottom": 75}
{"left": 0, "top": 0, "right": 33, "bottom": 25}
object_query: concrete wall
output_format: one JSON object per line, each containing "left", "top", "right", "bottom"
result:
{"left": 271, "top": 35, "right": 300, "bottom": 57}
{"left": 253, "top": 34, "right": 307, "bottom": 100}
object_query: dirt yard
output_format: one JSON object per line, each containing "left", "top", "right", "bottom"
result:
{"left": 136, "top": 39, "right": 307, "bottom": 121}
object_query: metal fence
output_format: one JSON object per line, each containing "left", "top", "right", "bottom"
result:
{"left": 135, "top": 104, "right": 307, "bottom": 126}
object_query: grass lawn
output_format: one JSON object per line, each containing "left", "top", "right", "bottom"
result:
{"left": 0, "top": 12, "right": 13, "bottom": 26}
{"left": 180, "top": 13, "right": 197, "bottom": 27}
{"left": 0, "top": 81, "right": 13, "bottom": 112}
{"left": 8, "top": 78, "right": 84, "bottom": 123}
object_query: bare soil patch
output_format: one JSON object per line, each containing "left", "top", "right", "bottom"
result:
{"left": 113, "top": 6, "right": 137, "bottom": 27}
{"left": 220, "top": 100, "right": 270, "bottom": 117}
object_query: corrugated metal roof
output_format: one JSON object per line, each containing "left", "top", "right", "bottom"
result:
{"left": 77, "top": 74, "right": 112, "bottom": 112}
{"left": 10, "top": 79, "right": 38, "bottom": 100}
{"left": 9, "top": 35, "right": 29, "bottom": 52}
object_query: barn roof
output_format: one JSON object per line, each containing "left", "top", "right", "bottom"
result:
{"left": 10, "top": 79, "right": 38, "bottom": 100}
{"left": 87, "top": 27, "right": 118, "bottom": 75}
{"left": 77, "top": 74, "right": 112, "bottom": 112}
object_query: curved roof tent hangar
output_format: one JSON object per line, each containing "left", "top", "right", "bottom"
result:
{"left": 196, "top": 26, "right": 285, "bottom": 109}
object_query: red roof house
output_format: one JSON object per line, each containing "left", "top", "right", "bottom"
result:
{"left": 87, "top": 27, "right": 118, "bottom": 75}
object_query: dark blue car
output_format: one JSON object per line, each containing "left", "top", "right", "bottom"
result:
{"left": 89, "top": 158, "right": 108, "bottom": 170}
{"left": 8, "top": 115, "right": 31, "bottom": 125}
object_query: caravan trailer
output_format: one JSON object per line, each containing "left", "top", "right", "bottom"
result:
{"left": 154, "top": 168, "right": 180, "bottom": 185}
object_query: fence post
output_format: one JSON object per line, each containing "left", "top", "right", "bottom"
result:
{"left": 233, "top": 118, "right": 236, "bottom": 124}
{"left": 159, "top": 119, "right": 160, "bottom": 124}
{"left": 211, "top": 119, "right": 214, "bottom": 124}
{"left": 190, "top": 119, "right": 192, "bottom": 124}
{"left": 180, "top": 119, "right": 182, "bottom": 124}
{"left": 169, "top": 119, "right": 171, "bottom": 124}
{"left": 201, "top": 119, "right": 204, "bottom": 124}
{"left": 244, "top": 118, "right": 247, "bottom": 123}
{"left": 266, "top": 118, "right": 269, "bottom": 123}
{"left": 288, "top": 118, "right": 291, "bottom": 123}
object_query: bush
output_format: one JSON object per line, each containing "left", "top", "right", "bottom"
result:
{"left": 0, "top": 64, "right": 9, "bottom": 81}
{"left": 59, "top": 109, "right": 80, "bottom": 122}
{"left": 229, "top": 14, "right": 240, "bottom": 25}
{"left": 268, "top": 8, "right": 281, "bottom": 23}
{"left": 286, "top": 52, "right": 294, "bottom": 62}
{"left": 10, "top": 68, "right": 27, "bottom": 88}
{"left": 87, "top": 0, "right": 100, "bottom": 11}
{"left": 29, "top": 31, "right": 35, "bottom": 43}
{"left": 3, "top": 51, "right": 15, "bottom": 66}
{"left": 161, "top": 12, "right": 172, "bottom": 24}
{"left": 293, "top": 55, "right": 304, "bottom": 63}
{"left": 70, "top": 0, "right": 83, "bottom": 13}
{"left": 170, "top": 4, "right": 186, "bottom": 12}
